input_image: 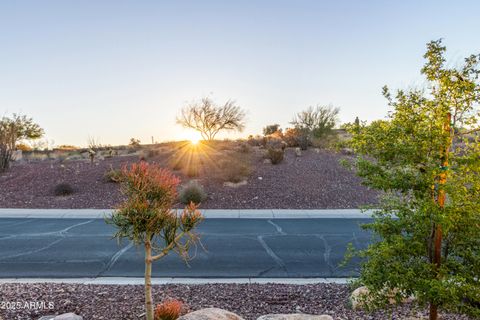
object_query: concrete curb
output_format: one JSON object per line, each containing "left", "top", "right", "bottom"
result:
{"left": 0, "top": 208, "right": 374, "bottom": 219}
{"left": 0, "top": 277, "right": 350, "bottom": 285}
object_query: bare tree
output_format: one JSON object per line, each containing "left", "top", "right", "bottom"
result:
{"left": 0, "top": 114, "right": 43, "bottom": 172}
{"left": 176, "top": 97, "right": 246, "bottom": 141}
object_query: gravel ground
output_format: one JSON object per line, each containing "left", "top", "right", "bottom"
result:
{"left": 0, "top": 283, "right": 472, "bottom": 320}
{"left": 0, "top": 144, "right": 378, "bottom": 209}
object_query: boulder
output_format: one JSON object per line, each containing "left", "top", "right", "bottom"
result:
{"left": 350, "top": 286, "right": 415, "bottom": 310}
{"left": 294, "top": 148, "right": 302, "bottom": 157}
{"left": 178, "top": 308, "right": 244, "bottom": 320}
{"left": 38, "top": 313, "right": 83, "bottom": 320}
{"left": 54, "top": 314, "right": 83, "bottom": 320}
{"left": 350, "top": 286, "right": 371, "bottom": 310}
{"left": 263, "top": 158, "right": 272, "bottom": 164}
{"left": 257, "top": 315, "right": 333, "bottom": 320}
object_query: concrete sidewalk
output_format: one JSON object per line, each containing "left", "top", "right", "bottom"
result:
{"left": 0, "top": 277, "right": 350, "bottom": 285}
{"left": 0, "top": 208, "right": 374, "bottom": 219}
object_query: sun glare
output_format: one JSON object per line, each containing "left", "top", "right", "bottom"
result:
{"left": 190, "top": 137, "right": 200, "bottom": 145}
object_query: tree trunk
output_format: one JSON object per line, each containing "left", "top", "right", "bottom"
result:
{"left": 430, "top": 112, "right": 451, "bottom": 320}
{"left": 145, "top": 238, "right": 154, "bottom": 320}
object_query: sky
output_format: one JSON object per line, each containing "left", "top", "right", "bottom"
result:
{"left": 1, "top": 0, "right": 479, "bottom": 147}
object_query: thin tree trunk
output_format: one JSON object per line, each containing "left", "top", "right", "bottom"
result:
{"left": 145, "top": 237, "right": 154, "bottom": 320}
{"left": 430, "top": 112, "right": 451, "bottom": 320}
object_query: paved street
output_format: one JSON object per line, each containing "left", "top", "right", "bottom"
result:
{"left": 0, "top": 217, "right": 372, "bottom": 278}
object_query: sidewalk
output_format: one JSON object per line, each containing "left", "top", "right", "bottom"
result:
{"left": 0, "top": 208, "right": 374, "bottom": 219}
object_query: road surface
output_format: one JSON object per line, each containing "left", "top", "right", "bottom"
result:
{"left": 0, "top": 217, "right": 372, "bottom": 278}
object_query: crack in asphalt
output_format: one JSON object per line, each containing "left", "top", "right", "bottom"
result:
{"left": 0, "top": 220, "right": 95, "bottom": 260}
{"left": 98, "top": 242, "right": 134, "bottom": 276}
{"left": 0, "top": 237, "right": 64, "bottom": 260}
{"left": 0, "top": 219, "right": 95, "bottom": 240}
{"left": 267, "top": 220, "right": 286, "bottom": 235}
{"left": 257, "top": 235, "right": 286, "bottom": 269}
{"left": 316, "top": 235, "right": 335, "bottom": 275}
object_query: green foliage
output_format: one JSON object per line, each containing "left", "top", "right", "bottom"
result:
{"left": 104, "top": 167, "right": 123, "bottom": 183}
{"left": 346, "top": 40, "right": 480, "bottom": 318}
{"left": 291, "top": 105, "right": 339, "bottom": 140}
{"left": 0, "top": 114, "right": 43, "bottom": 172}
{"left": 179, "top": 180, "right": 207, "bottom": 205}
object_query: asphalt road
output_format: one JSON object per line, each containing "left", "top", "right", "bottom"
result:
{"left": 0, "top": 218, "right": 372, "bottom": 278}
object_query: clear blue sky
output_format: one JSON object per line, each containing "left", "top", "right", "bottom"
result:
{"left": 1, "top": 0, "right": 479, "bottom": 146}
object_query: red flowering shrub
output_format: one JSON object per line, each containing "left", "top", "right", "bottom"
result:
{"left": 154, "top": 299, "right": 184, "bottom": 320}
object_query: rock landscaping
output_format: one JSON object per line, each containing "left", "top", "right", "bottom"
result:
{"left": 0, "top": 145, "right": 377, "bottom": 209}
{"left": 0, "top": 283, "right": 473, "bottom": 320}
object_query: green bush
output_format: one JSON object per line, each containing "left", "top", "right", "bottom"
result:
{"left": 179, "top": 181, "right": 207, "bottom": 205}
{"left": 104, "top": 167, "right": 123, "bottom": 183}
{"left": 267, "top": 148, "right": 284, "bottom": 164}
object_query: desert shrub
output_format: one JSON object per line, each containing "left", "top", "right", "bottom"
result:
{"left": 311, "top": 132, "right": 339, "bottom": 150}
{"left": 147, "top": 149, "right": 161, "bottom": 158}
{"left": 266, "top": 137, "right": 286, "bottom": 150}
{"left": 179, "top": 181, "right": 207, "bottom": 205}
{"left": 53, "top": 183, "right": 74, "bottom": 196}
{"left": 154, "top": 300, "right": 183, "bottom": 320}
{"left": 104, "top": 167, "right": 123, "bottom": 183}
{"left": 237, "top": 142, "right": 251, "bottom": 153}
{"left": 267, "top": 148, "right": 284, "bottom": 164}
{"left": 247, "top": 135, "right": 263, "bottom": 146}
{"left": 220, "top": 159, "right": 251, "bottom": 183}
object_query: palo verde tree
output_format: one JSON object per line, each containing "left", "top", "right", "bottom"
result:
{"left": 106, "top": 162, "right": 203, "bottom": 320}
{"left": 291, "top": 105, "right": 339, "bottom": 139}
{"left": 0, "top": 113, "right": 43, "bottom": 172}
{"left": 176, "top": 97, "right": 246, "bottom": 141}
{"left": 346, "top": 40, "right": 480, "bottom": 319}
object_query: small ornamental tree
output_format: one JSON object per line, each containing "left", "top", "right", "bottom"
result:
{"left": 346, "top": 40, "right": 480, "bottom": 319}
{"left": 106, "top": 162, "right": 203, "bottom": 320}
{"left": 0, "top": 114, "right": 43, "bottom": 172}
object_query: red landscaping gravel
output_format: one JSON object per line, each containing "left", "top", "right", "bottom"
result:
{"left": 0, "top": 283, "right": 472, "bottom": 320}
{"left": 0, "top": 144, "right": 378, "bottom": 209}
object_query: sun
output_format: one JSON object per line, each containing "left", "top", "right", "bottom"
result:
{"left": 190, "top": 137, "right": 200, "bottom": 145}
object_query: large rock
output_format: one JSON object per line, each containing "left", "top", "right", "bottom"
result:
{"left": 179, "top": 308, "right": 244, "bottom": 320}
{"left": 224, "top": 180, "right": 248, "bottom": 188}
{"left": 350, "top": 286, "right": 415, "bottom": 310}
{"left": 38, "top": 313, "right": 83, "bottom": 320}
{"left": 257, "top": 315, "right": 333, "bottom": 320}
